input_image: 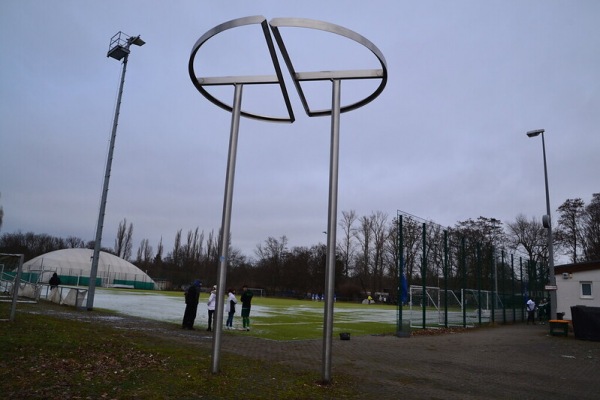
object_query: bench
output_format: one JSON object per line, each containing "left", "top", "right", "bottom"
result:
{"left": 549, "top": 320, "right": 569, "bottom": 336}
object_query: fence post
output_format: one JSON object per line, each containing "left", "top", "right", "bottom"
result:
{"left": 443, "top": 230, "right": 448, "bottom": 328}
{"left": 421, "top": 222, "right": 427, "bottom": 330}
{"left": 461, "top": 237, "right": 467, "bottom": 328}
{"left": 501, "top": 250, "right": 506, "bottom": 324}
{"left": 511, "top": 253, "right": 516, "bottom": 323}
{"left": 477, "top": 243, "right": 482, "bottom": 325}
{"left": 396, "top": 213, "right": 408, "bottom": 336}
{"left": 520, "top": 257, "right": 524, "bottom": 322}
{"left": 490, "top": 246, "right": 495, "bottom": 324}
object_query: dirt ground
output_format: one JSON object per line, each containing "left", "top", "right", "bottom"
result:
{"left": 25, "top": 306, "right": 600, "bottom": 399}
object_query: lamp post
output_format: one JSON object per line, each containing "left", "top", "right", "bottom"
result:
{"left": 526, "top": 128, "right": 557, "bottom": 320}
{"left": 86, "top": 32, "right": 144, "bottom": 310}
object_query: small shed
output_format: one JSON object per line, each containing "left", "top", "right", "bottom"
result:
{"left": 555, "top": 260, "right": 600, "bottom": 320}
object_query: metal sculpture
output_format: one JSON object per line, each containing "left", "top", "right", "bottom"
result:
{"left": 189, "top": 15, "right": 387, "bottom": 382}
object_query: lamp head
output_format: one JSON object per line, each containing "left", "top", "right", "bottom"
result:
{"left": 526, "top": 129, "right": 544, "bottom": 137}
{"left": 128, "top": 35, "right": 145, "bottom": 47}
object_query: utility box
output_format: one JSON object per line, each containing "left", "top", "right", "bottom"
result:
{"left": 571, "top": 305, "right": 600, "bottom": 341}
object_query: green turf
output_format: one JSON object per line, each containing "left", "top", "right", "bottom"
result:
{"left": 222, "top": 297, "right": 400, "bottom": 340}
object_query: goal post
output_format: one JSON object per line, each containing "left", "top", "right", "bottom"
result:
{"left": 247, "top": 288, "right": 265, "bottom": 297}
{"left": 0, "top": 253, "right": 25, "bottom": 322}
{"left": 408, "top": 285, "right": 475, "bottom": 328}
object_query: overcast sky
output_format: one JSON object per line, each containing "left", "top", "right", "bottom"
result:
{"left": 1, "top": 1, "right": 598, "bottom": 261}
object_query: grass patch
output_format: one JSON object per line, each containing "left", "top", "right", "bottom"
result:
{"left": 211, "top": 297, "right": 400, "bottom": 340}
{"left": 0, "top": 302, "right": 360, "bottom": 399}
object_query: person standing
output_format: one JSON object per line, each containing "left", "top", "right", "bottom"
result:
{"left": 49, "top": 272, "right": 61, "bottom": 289}
{"left": 182, "top": 279, "right": 201, "bottom": 330}
{"left": 206, "top": 285, "right": 217, "bottom": 332}
{"left": 240, "top": 285, "right": 254, "bottom": 331}
{"left": 225, "top": 288, "right": 237, "bottom": 329}
{"left": 538, "top": 298, "right": 549, "bottom": 324}
{"left": 526, "top": 298, "right": 536, "bottom": 325}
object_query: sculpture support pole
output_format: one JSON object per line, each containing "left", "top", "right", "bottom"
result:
{"left": 211, "top": 83, "right": 243, "bottom": 374}
{"left": 322, "top": 79, "right": 341, "bottom": 384}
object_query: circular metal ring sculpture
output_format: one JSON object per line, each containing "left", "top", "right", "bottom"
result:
{"left": 188, "top": 16, "right": 294, "bottom": 122}
{"left": 269, "top": 17, "right": 388, "bottom": 117}
{"left": 188, "top": 16, "right": 388, "bottom": 121}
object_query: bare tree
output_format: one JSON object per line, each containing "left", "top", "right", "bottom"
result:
{"left": 65, "top": 236, "right": 85, "bottom": 248}
{"left": 136, "top": 238, "right": 154, "bottom": 264}
{"left": 555, "top": 198, "right": 585, "bottom": 263}
{"left": 370, "top": 211, "right": 388, "bottom": 291}
{"left": 155, "top": 237, "right": 164, "bottom": 263}
{"left": 184, "top": 227, "right": 204, "bottom": 265}
{"left": 582, "top": 193, "right": 600, "bottom": 261}
{"left": 114, "top": 218, "right": 133, "bottom": 260}
{"left": 401, "top": 216, "right": 423, "bottom": 284}
{"left": 383, "top": 216, "right": 400, "bottom": 279}
{"left": 506, "top": 214, "right": 546, "bottom": 262}
{"left": 206, "top": 230, "right": 219, "bottom": 265}
{"left": 338, "top": 210, "right": 357, "bottom": 277}
{"left": 172, "top": 229, "right": 182, "bottom": 267}
{"left": 354, "top": 215, "right": 373, "bottom": 292}
{"left": 255, "top": 235, "right": 288, "bottom": 291}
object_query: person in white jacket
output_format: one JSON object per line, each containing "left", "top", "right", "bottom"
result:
{"left": 526, "top": 298, "right": 536, "bottom": 325}
{"left": 206, "top": 285, "right": 217, "bottom": 331}
{"left": 225, "top": 288, "right": 237, "bottom": 329}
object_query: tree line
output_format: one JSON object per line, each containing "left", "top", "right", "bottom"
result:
{"left": 1, "top": 193, "right": 598, "bottom": 299}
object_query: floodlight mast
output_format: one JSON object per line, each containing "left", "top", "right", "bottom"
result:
{"left": 87, "top": 32, "right": 144, "bottom": 311}
{"left": 526, "top": 128, "right": 557, "bottom": 320}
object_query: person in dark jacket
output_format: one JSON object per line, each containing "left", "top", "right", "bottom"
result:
{"left": 49, "top": 272, "right": 61, "bottom": 289}
{"left": 240, "top": 285, "right": 254, "bottom": 331}
{"left": 182, "top": 279, "right": 201, "bottom": 330}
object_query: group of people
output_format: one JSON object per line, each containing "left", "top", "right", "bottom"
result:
{"left": 526, "top": 297, "right": 550, "bottom": 325}
{"left": 182, "top": 281, "right": 254, "bottom": 332}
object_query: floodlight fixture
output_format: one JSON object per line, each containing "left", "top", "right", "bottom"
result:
{"left": 107, "top": 32, "right": 145, "bottom": 60}
{"left": 526, "top": 129, "right": 544, "bottom": 137}
{"left": 129, "top": 35, "right": 145, "bottom": 47}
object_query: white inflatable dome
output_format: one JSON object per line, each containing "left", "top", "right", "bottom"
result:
{"left": 23, "top": 248, "right": 154, "bottom": 289}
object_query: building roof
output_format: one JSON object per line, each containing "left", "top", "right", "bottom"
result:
{"left": 555, "top": 260, "right": 600, "bottom": 274}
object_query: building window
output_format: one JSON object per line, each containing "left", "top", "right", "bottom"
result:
{"left": 581, "top": 282, "right": 593, "bottom": 299}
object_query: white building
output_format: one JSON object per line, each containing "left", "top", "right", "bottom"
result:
{"left": 555, "top": 261, "right": 600, "bottom": 320}
{"left": 22, "top": 248, "right": 155, "bottom": 290}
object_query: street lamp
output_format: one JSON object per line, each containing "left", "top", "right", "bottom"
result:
{"left": 526, "top": 128, "right": 557, "bottom": 320}
{"left": 86, "top": 32, "right": 145, "bottom": 311}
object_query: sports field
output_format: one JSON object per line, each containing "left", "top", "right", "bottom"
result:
{"left": 93, "top": 288, "right": 401, "bottom": 340}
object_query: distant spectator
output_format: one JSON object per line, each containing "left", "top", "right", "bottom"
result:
{"left": 225, "top": 288, "right": 237, "bottom": 329}
{"left": 240, "top": 285, "right": 254, "bottom": 331}
{"left": 49, "top": 272, "right": 61, "bottom": 289}
{"left": 206, "top": 285, "right": 217, "bottom": 332}
{"left": 526, "top": 298, "right": 536, "bottom": 325}
{"left": 182, "top": 279, "right": 201, "bottom": 330}
{"left": 538, "top": 298, "right": 549, "bottom": 324}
